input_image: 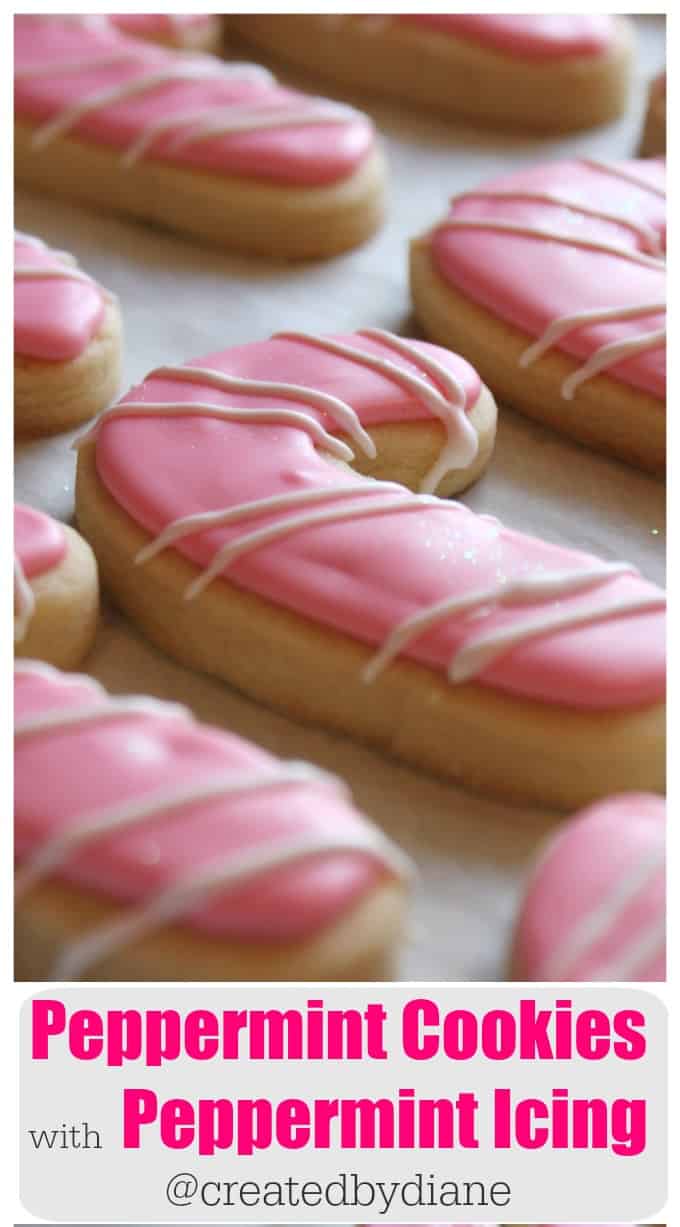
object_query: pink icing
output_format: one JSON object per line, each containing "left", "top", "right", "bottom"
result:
{"left": 513, "top": 794, "right": 666, "bottom": 981}
{"left": 14, "top": 503, "right": 66, "bottom": 578}
{"left": 14, "top": 664, "right": 394, "bottom": 942}
{"left": 430, "top": 158, "right": 666, "bottom": 401}
{"left": 93, "top": 332, "right": 665, "bottom": 711}
{"left": 396, "top": 14, "right": 616, "bottom": 59}
{"left": 14, "top": 17, "right": 374, "bottom": 187}
{"left": 14, "top": 235, "right": 105, "bottom": 362}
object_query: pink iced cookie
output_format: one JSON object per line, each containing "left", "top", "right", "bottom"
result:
{"left": 15, "top": 661, "right": 410, "bottom": 981}
{"left": 231, "top": 13, "right": 633, "bottom": 131}
{"left": 14, "top": 231, "right": 105, "bottom": 363}
{"left": 14, "top": 16, "right": 385, "bottom": 258}
{"left": 74, "top": 330, "right": 664, "bottom": 809}
{"left": 14, "top": 503, "right": 99, "bottom": 669}
{"left": 14, "top": 231, "right": 122, "bottom": 433}
{"left": 412, "top": 157, "right": 666, "bottom": 472}
{"left": 512, "top": 794, "right": 666, "bottom": 981}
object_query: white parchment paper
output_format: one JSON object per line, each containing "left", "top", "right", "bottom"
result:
{"left": 14, "top": 14, "right": 666, "bottom": 981}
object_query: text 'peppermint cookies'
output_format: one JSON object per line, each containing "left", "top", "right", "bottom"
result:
{"left": 15, "top": 662, "right": 410, "bottom": 981}
{"left": 411, "top": 157, "right": 666, "bottom": 473}
{"left": 74, "top": 330, "right": 664, "bottom": 810}
{"left": 14, "top": 16, "right": 386, "bottom": 259}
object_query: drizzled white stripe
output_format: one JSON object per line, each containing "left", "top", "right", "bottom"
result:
{"left": 15, "top": 761, "right": 341, "bottom": 899}
{"left": 14, "top": 264, "right": 97, "bottom": 286}
{"left": 588, "top": 916, "right": 666, "bottom": 981}
{"left": 276, "top": 328, "right": 479, "bottom": 492}
{"left": 15, "top": 695, "right": 190, "bottom": 742}
{"left": 137, "top": 361, "right": 376, "bottom": 457}
{"left": 74, "top": 401, "right": 354, "bottom": 463}
{"left": 14, "top": 557, "right": 35, "bottom": 643}
{"left": 582, "top": 157, "right": 666, "bottom": 200}
{"left": 363, "top": 563, "right": 663, "bottom": 685}
{"left": 183, "top": 492, "right": 449, "bottom": 600}
{"left": 453, "top": 189, "right": 663, "bottom": 255}
{"left": 543, "top": 846, "right": 665, "bottom": 980}
{"left": 520, "top": 302, "right": 666, "bottom": 367}
{"left": 434, "top": 217, "right": 664, "bottom": 271}
{"left": 561, "top": 328, "right": 666, "bottom": 399}
{"left": 49, "top": 823, "right": 410, "bottom": 981}
{"left": 134, "top": 480, "right": 405, "bottom": 563}
{"left": 76, "top": 328, "right": 480, "bottom": 489}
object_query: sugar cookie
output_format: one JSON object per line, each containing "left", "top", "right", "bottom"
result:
{"left": 14, "top": 17, "right": 386, "bottom": 260}
{"left": 14, "top": 230, "right": 122, "bottom": 434}
{"left": 411, "top": 157, "right": 666, "bottom": 473}
{"left": 14, "top": 504, "right": 99, "bottom": 670}
{"left": 232, "top": 14, "right": 633, "bottom": 132}
{"left": 640, "top": 71, "right": 666, "bottom": 157}
{"left": 15, "top": 661, "right": 410, "bottom": 981}
{"left": 74, "top": 331, "right": 664, "bottom": 810}
{"left": 512, "top": 793, "right": 665, "bottom": 981}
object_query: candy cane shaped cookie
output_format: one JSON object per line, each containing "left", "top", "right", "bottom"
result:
{"left": 14, "top": 17, "right": 385, "bottom": 259}
{"left": 14, "top": 662, "right": 410, "bottom": 980}
{"left": 14, "top": 504, "right": 99, "bottom": 669}
{"left": 74, "top": 329, "right": 663, "bottom": 810}
{"left": 14, "top": 231, "right": 122, "bottom": 433}
{"left": 512, "top": 794, "right": 666, "bottom": 982}
{"left": 232, "top": 14, "right": 633, "bottom": 131}
{"left": 411, "top": 157, "right": 666, "bottom": 472}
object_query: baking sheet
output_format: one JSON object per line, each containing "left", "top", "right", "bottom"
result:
{"left": 14, "top": 14, "right": 666, "bottom": 981}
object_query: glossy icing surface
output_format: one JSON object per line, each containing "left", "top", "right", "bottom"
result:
{"left": 514, "top": 794, "right": 666, "bottom": 981}
{"left": 14, "top": 233, "right": 105, "bottom": 362}
{"left": 396, "top": 14, "right": 616, "bottom": 59}
{"left": 15, "top": 663, "right": 401, "bottom": 942}
{"left": 14, "top": 503, "right": 66, "bottom": 578}
{"left": 92, "top": 332, "right": 665, "bottom": 711}
{"left": 430, "top": 158, "right": 666, "bottom": 400}
{"left": 14, "top": 16, "right": 374, "bottom": 187}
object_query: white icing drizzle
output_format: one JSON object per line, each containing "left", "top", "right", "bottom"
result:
{"left": 74, "top": 400, "right": 355, "bottom": 463}
{"left": 134, "top": 480, "right": 404, "bottom": 563}
{"left": 49, "top": 823, "right": 408, "bottom": 981}
{"left": 76, "top": 328, "right": 480, "bottom": 490}
{"left": 581, "top": 157, "right": 666, "bottom": 200}
{"left": 543, "top": 845, "right": 665, "bottom": 980}
{"left": 15, "top": 695, "right": 190, "bottom": 743}
{"left": 134, "top": 362, "right": 376, "bottom": 457}
{"left": 15, "top": 761, "right": 344, "bottom": 899}
{"left": 274, "top": 328, "right": 479, "bottom": 492}
{"left": 19, "top": 43, "right": 355, "bottom": 163}
{"left": 520, "top": 302, "right": 666, "bottom": 398}
{"left": 14, "top": 263, "right": 97, "bottom": 287}
{"left": 363, "top": 563, "right": 663, "bottom": 684}
{"left": 434, "top": 217, "right": 664, "bottom": 271}
{"left": 561, "top": 328, "right": 666, "bottom": 399}
{"left": 588, "top": 916, "right": 666, "bottom": 981}
{"left": 454, "top": 189, "right": 663, "bottom": 255}
{"left": 14, "top": 232, "right": 112, "bottom": 301}
{"left": 14, "top": 556, "right": 35, "bottom": 643}
{"left": 183, "top": 491, "right": 450, "bottom": 600}
{"left": 439, "top": 175, "right": 666, "bottom": 399}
